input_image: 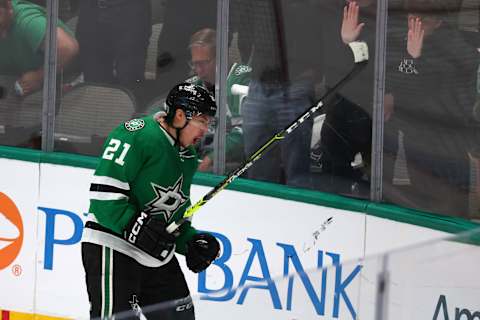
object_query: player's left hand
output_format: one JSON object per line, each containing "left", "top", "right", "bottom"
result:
{"left": 186, "top": 233, "right": 220, "bottom": 273}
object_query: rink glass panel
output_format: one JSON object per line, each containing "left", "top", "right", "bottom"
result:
{"left": 52, "top": 0, "right": 218, "bottom": 157}
{"left": 1, "top": 0, "right": 478, "bottom": 222}
{"left": 382, "top": 0, "right": 480, "bottom": 219}
{"left": 226, "top": 0, "right": 376, "bottom": 198}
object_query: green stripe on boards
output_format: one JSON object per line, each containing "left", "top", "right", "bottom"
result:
{"left": 1, "top": 146, "right": 479, "bottom": 234}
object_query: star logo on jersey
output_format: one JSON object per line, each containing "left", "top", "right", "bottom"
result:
{"left": 144, "top": 177, "right": 188, "bottom": 222}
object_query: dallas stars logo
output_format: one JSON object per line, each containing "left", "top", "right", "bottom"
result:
{"left": 144, "top": 177, "right": 188, "bottom": 222}
{"left": 124, "top": 118, "right": 145, "bottom": 131}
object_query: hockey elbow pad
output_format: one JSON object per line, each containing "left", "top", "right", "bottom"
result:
{"left": 186, "top": 233, "right": 220, "bottom": 273}
{"left": 123, "top": 212, "right": 176, "bottom": 261}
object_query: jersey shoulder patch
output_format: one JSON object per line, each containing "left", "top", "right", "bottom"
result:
{"left": 124, "top": 119, "right": 145, "bottom": 132}
{"left": 233, "top": 64, "right": 252, "bottom": 76}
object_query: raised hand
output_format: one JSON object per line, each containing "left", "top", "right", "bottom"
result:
{"left": 341, "top": 1, "right": 365, "bottom": 44}
{"left": 407, "top": 16, "right": 424, "bottom": 59}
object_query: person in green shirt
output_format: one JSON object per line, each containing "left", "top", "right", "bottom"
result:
{"left": 0, "top": 0, "right": 78, "bottom": 95}
{"left": 186, "top": 28, "right": 252, "bottom": 172}
{"left": 82, "top": 83, "right": 220, "bottom": 319}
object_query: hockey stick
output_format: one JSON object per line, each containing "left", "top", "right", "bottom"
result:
{"left": 166, "top": 41, "right": 369, "bottom": 233}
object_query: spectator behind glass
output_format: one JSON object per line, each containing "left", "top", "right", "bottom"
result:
{"left": 128, "top": 0, "right": 220, "bottom": 113}
{"left": 0, "top": 0, "right": 79, "bottom": 96}
{"left": 21, "top": 0, "right": 79, "bottom": 21}
{"left": 134, "top": 0, "right": 253, "bottom": 114}
{"left": 185, "top": 28, "right": 251, "bottom": 172}
{"left": 313, "top": 0, "right": 377, "bottom": 197}
{"left": 241, "top": 0, "right": 324, "bottom": 188}
{"left": 76, "top": 0, "right": 151, "bottom": 89}
{"left": 385, "top": 0, "right": 480, "bottom": 217}
{"left": 155, "top": 0, "right": 251, "bottom": 80}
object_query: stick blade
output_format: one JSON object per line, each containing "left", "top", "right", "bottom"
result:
{"left": 348, "top": 41, "right": 369, "bottom": 63}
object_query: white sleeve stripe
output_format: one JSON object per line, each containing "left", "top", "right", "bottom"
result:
{"left": 90, "top": 191, "right": 129, "bottom": 201}
{"left": 92, "top": 175, "right": 130, "bottom": 190}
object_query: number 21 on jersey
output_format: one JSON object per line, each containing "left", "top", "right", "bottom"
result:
{"left": 102, "top": 138, "right": 131, "bottom": 166}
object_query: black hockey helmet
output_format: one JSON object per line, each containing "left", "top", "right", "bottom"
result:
{"left": 165, "top": 83, "right": 217, "bottom": 124}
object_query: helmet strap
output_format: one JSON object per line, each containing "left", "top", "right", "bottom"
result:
{"left": 172, "top": 118, "right": 189, "bottom": 147}
{"left": 174, "top": 128, "right": 181, "bottom": 147}
{"left": 160, "top": 109, "right": 189, "bottom": 147}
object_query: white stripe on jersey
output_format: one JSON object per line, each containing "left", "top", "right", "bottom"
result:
{"left": 90, "top": 191, "right": 129, "bottom": 201}
{"left": 82, "top": 227, "right": 175, "bottom": 267}
{"left": 180, "top": 153, "right": 195, "bottom": 159}
{"left": 92, "top": 175, "right": 130, "bottom": 190}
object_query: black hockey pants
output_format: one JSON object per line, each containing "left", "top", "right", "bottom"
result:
{"left": 82, "top": 242, "right": 195, "bottom": 319}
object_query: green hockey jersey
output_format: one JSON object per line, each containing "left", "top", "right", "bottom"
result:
{"left": 82, "top": 115, "right": 199, "bottom": 267}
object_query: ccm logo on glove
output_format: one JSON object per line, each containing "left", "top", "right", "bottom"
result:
{"left": 123, "top": 212, "right": 175, "bottom": 261}
{"left": 127, "top": 211, "right": 148, "bottom": 244}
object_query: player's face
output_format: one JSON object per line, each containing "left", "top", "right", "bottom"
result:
{"left": 179, "top": 114, "right": 212, "bottom": 147}
{"left": 190, "top": 44, "right": 216, "bottom": 86}
{"left": 0, "top": 2, "right": 13, "bottom": 40}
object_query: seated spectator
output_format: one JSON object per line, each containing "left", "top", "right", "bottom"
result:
{"left": 385, "top": 0, "right": 480, "bottom": 217}
{"left": 155, "top": 0, "right": 216, "bottom": 79}
{"left": 0, "top": 0, "right": 79, "bottom": 96}
{"left": 20, "top": 0, "right": 79, "bottom": 21}
{"left": 185, "top": 28, "right": 251, "bottom": 172}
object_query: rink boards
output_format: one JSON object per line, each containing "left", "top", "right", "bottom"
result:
{"left": 0, "top": 156, "right": 479, "bottom": 320}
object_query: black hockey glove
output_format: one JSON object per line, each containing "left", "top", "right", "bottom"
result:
{"left": 123, "top": 212, "right": 175, "bottom": 261}
{"left": 186, "top": 233, "right": 220, "bottom": 273}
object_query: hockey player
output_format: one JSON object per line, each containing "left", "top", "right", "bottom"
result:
{"left": 81, "top": 83, "right": 221, "bottom": 319}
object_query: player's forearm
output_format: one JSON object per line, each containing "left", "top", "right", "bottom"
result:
{"left": 174, "top": 221, "right": 197, "bottom": 255}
